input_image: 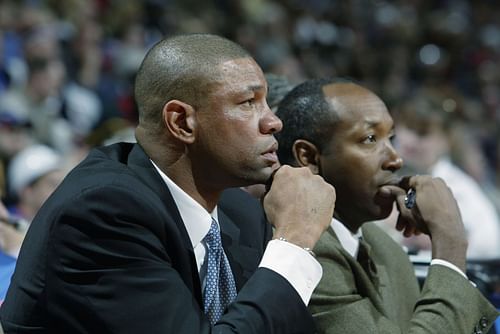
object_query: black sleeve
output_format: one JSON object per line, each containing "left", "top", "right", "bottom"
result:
{"left": 42, "top": 186, "right": 313, "bottom": 334}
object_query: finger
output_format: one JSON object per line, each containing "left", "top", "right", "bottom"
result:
{"left": 395, "top": 215, "right": 407, "bottom": 231}
{"left": 403, "top": 224, "right": 416, "bottom": 238}
{"left": 378, "top": 185, "right": 406, "bottom": 199}
{"left": 398, "top": 175, "right": 413, "bottom": 191}
{"left": 265, "top": 166, "right": 282, "bottom": 192}
{"left": 393, "top": 188, "right": 411, "bottom": 216}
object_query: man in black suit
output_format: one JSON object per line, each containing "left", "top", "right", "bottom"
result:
{"left": 0, "top": 34, "right": 335, "bottom": 333}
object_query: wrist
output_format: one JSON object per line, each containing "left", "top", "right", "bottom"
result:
{"left": 275, "top": 236, "right": 316, "bottom": 258}
{"left": 431, "top": 238, "right": 467, "bottom": 272}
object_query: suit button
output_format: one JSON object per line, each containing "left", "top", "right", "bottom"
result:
{"left": 479, "top": 316, "right": 488, "bottom": 329}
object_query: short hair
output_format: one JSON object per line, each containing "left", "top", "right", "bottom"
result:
{"left": 275, "top": 77, "right": 353, "bottom": 165}
{"left": 134, "top": 34, "right": 251, "bottom": 134}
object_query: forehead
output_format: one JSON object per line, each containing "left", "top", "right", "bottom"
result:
{"left": 323, "top": 83, "right": 393, "bottom": 132}
{"left": 210, "top": 57, "right": 267, "bottom": 96}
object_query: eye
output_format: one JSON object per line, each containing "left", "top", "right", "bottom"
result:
{"left": 240, "top": 98, "right": 255, "bottom": 107}
{"left": 362, "top": 135, "right": 377, "bottom": 144}
{"left": 389, "top": 133, "right": 396, "bottom": 143}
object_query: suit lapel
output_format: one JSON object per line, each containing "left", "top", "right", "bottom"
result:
{"left": 126, "top": 143, "right": 203, "bottom": 305}
{"left": 362, "top": 226, "right": 399, "bottom": 321}
{"left": 218, "top": 209, "right": 260, "bottom": 291}
{"left": 326, "top": 227, "right": 387, "bottom": 316}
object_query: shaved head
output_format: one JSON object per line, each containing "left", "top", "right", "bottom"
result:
{"left": 134, "top": 34, "right": 251, "bottom": 134}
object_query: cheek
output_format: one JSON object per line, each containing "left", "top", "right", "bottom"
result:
{"left": 328, "top": 161, "right": 378, "bottom": 197}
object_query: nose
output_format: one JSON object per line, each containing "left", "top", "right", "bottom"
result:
{"left": 259, "top": 107, "right": 283, "bottom": 134}
{"left": 382, "top": 141, "right": 403, "bottom": 172}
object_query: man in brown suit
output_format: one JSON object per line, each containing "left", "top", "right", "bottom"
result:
{"left": 276, "top": 78, "right": 499, "bottom": 333}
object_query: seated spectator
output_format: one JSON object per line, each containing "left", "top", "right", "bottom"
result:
{"left": 0, "top": 55, "right": 102, "bottom": 154}
{"left": 7, "top": 144, "right": 66, "bottom": 228}
{"left": 394, "top": 93, "right": 500, "bottom": 259}
{"left": 275, "top": 78, "right": 499, "bottom": 333}
{"left": 0, "top": 107, "right": 35, "bottom": 194}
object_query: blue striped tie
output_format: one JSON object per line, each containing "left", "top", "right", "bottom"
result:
{"left": 203, "top": 219, "right": 237, "bottom": 325}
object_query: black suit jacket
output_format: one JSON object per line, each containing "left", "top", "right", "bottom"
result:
{"left": 0, "top": 143, "right": 314, "bottom": 333}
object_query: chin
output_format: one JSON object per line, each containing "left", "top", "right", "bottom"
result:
{"left": 372, "top": 204, "right": 394, "bottom": 221}
{"left": 238, "top": 169, "right": 272, "bottom": 187}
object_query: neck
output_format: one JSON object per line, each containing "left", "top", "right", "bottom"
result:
{"left": 137, "top": 127, "right": 221, "bottom": 212}
{"left": 165, "top": 161, "right": 221, "bottom": 212}
{"left": 334, "top": 211, "right": 363, "bottom": 234}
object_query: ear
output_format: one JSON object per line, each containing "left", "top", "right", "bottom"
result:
{"left": 292, "top": 139, "right": 320, "bottom": 174}
{"left": 162, "top": 100, "right": 197, "bottom": 144}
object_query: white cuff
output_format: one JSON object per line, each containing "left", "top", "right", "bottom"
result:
{"left": 259, "top": 239, "right": 322, "bottom": 305}
{"left": 430, "top": 259, "right": 466, "bottom": 278}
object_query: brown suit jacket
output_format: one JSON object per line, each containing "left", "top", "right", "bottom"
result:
{"left": 309, "top": 222, "right": 499, "bottom": 333}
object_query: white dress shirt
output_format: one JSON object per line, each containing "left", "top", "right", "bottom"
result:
{"left": 152, "top": 161, "right": 322, "bottom": 305}
{"left": 331, "top": 218, "right": 468, "bottom": 279}
{"left": 431, "top": 157, "right": 500, "bottom": 259}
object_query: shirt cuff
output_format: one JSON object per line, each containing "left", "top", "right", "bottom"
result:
{"left": 259, "top": 239, "right": 322, "bottom": 305}
{"left": 430, "top": 259, "right": 469, "bottom": 280}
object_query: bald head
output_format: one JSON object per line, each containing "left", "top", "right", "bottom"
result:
{"left": 134, "top": 34, "right": 251, "bottom": 134}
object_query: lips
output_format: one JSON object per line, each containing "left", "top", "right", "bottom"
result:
{"left": 261, "top": 142, "right": 279, "bottom": 164}
{"left": 376, "top": 177, "right": 402, "bottom": 198}
{"left": 380, "top": 177, "right": 402, "bottom": 187}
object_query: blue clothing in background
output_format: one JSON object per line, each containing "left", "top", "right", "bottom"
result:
{"left": 0, "top": 251, "right": 16, "bottom": 304}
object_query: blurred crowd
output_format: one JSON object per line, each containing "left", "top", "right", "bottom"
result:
{"left": 0, "top": 0, "right": 500, "bottom": 280}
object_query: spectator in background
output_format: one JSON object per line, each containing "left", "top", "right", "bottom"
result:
{"left": 0, "top": 111, "right": 34, "bottom": 258}
{"left": 0, "top": 55, "right": 102, "bottom": 154}
{"left": 6, "top": 144, "right": 65, "bottom": 229}
{"left": 0, "top": 108, "right": 35, "bottom": 194}
{"left": 7, "top": 144, "right": 65, "bottom": 221}
{"left": 394, "top": 93, "right": 500, "bottom": 259}
{"left": 0, "top": 110, "right": 34, "bottom": 162}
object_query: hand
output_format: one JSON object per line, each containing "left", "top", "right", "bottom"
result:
{"left": 380, "top": 175, "right": 467, "bottom": 271}
{"left": 262, "top": 165, "right": 335, "bottom": 249}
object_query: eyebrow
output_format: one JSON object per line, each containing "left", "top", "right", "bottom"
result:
{"left": 363, "top": 120, "right": 395, "bottom": 130}
{"left": 247, "top": 84, "right": 265, "bottom": 93}
{"left": 364, "top": 120, "right": 379, "bottom": 128}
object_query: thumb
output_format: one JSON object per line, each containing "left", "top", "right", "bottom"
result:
{"left": 378, "top": 185, "right": 406, "bottom": 198}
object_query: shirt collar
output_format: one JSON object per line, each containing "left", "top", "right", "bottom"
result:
{"left": 151, "top": 161, "right": 217, "bottom": 249}
{"left": 330, "top": 218, "right": 362, "bottom": 258}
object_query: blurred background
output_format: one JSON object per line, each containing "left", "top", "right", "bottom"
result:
{"left": 1, "top": 0, "right": 500, "bottom": 195}
{"left": 0, "top": 0, "right": 500, "bottom": 320}
{"left": 1, "top": 0, "right": 499, "bottom": 199}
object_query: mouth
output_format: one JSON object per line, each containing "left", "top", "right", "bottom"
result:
{"left": 261, "top": 142, "right": 279, "bottom": 164}
{"left": 376, "top": 177, "right": 402, "bottom": 198}
{"left": 380, "top": 177, "right": 402, "bottom": 187}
